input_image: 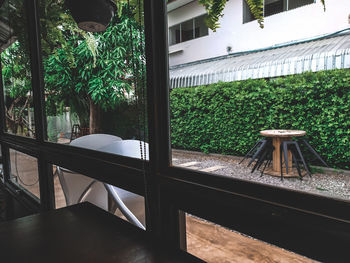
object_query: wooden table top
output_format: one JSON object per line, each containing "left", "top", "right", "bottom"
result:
{"left": 0, "top": 202, "right": 200, "bottom": 263}
{"left": 260, "top": 129, "right": 306, "bottom": 138}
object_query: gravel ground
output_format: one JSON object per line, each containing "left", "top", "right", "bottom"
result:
{"left": 172, "top": 150, "right": 350, "bottom": 200}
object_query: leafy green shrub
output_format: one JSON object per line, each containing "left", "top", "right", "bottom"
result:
{"left": 170, "top": 69, "right": 350, "bottom": 169}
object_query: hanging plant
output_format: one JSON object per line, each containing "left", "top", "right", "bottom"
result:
{"left": 65, "top": 0, "right": 117, "bottom": 32}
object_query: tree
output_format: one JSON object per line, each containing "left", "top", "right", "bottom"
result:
{"left": 1, "top": 0, "right": 144, "bottom": 135}
{"left": 44, "top": 6, "right": 144, "bottom": 134}
{"left": 1, "top": 0, "right": 34, "bottom": 136}
{"left": 1, "top": 42, "right": 34, "bottom": 135}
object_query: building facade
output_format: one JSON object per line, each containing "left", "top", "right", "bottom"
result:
{"left": 168, "top": 0, "right": 350, "bottom": 67}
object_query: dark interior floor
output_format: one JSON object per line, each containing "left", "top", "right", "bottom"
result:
{"left": 0, "top": 186, "right": 6, "bottom": 222}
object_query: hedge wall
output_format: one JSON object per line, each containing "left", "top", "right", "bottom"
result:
{"left": 170, "top": 69, "right": 350, "bottom": 169}
{"left": 101, "top": 101, "right": 148, "bottom": 141}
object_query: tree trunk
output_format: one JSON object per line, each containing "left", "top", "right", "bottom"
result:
{"left": 89, "top": 96, "right": 101, "bottom": 134}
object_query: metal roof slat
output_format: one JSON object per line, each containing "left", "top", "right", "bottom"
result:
{"left": 169, "top": 31, "right": 350, "bottom": 88}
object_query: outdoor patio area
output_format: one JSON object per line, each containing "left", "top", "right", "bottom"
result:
{"left": 172, "top": 150, "right": 350, "bottom": 201}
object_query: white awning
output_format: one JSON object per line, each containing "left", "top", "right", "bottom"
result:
{"left": 169, "top": 30, "right": 350, "bottom": 89}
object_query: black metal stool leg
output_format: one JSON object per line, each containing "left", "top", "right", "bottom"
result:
{"left": 251, "top": 147, "right": 269, "bottom": 173}
{"left": 295, "top": 142, "right": 312, "bottom": 177}
{"left": 283, "top": 141, "right": 289, "bottom": 175}
{"left": 239, "top": 140, "right": 263, "bottom": 164}
{"left": 260, "top": 160, "right": 268, "bottom": 177}
{"left": 291, "top": 148, "right": 303, "bottom": 180}
{"left": 248, "top": 140, "right": 267, "bottom": 167}
{"left": 257, "top": 150, "right": 270, "bottom": 171}
{"left": 260, "top": 150, "right": 273, "bottom": 177}
{"left": 280, "top": 145, "right": 284, "bottom": 181}
{"left": 267, "top": 158, "right": 272, "bottom": 168}
{"left": 301, "top": 139, "right": 328, "bottom": 167}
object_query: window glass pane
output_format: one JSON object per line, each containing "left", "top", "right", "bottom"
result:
{"left": 0, "top": 0, "right": 35, "bottom": 138}
{"left": 181, "top": 19, "right": 194, "bottom": 42}
{"left": 243, "top": 0, "right": 256, "bottom": 23}
{"left": 194, "top": 15, "right": 208, "bottom": 38}
{"left": 288, "top": 0, "right": 315, "bottom": 11}
{"left": 182, "top": 212, "right": 316, "bottom": 262}
{"left": 168, "top": 1, "right": 350, "bottom": 202}
{"left": 265, "top": 0, "right": 284, "bottom": 17}
{"left": 169, "top": 24, "right": 181, "bottom": 45}
{"left": 53, "top": 165, "right": 145, "bottom": 229}
{"left": 40, "top": 0, "right": 148, "bottom": 154}
{"left": 9, "top": 149, "right": 40, "bottom": 200}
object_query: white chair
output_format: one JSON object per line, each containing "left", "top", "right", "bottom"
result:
{"left": 69, "top": 134, "right": 122, "bottom": 151}
{"left": 56, "top": 135, "right": 148, "bottom": 230}
{"left": 56, "top": 166, "right": 109, "bottom": 210}
{"left": 102, "top": 140, "right": 149, "bottom": 160}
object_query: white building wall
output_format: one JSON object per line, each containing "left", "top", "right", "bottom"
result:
{"left": 168, "top": 0, "right": 350, "bottom": 66}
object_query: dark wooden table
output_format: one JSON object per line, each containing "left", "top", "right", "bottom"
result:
{"left": 0, "top": 202, "right": 201, "bottom": 263}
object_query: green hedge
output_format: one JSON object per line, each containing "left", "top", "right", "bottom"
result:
{"left": 101, "top": 101, "right": 147, "bottom": 141}
{"left": 170, "top": 69, "right": 350, "bottom": 169}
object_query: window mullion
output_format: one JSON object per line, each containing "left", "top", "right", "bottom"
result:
{"left": 25, "top": 0, "right": 55, "bottom": 211}
{"left": 192, "top": 18, "right": 195, "bottom": 39}
{"left": 180, "top": 23, "right": 182, "bottom": 43}
{"left": 263, "top": 0, "right": 265, "bottom": 16}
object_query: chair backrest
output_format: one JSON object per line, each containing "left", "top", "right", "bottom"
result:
{"left": 70, "top": 134, "right": 122, "bottom": 151}
{"left": 101, "top": 140, "right": 148, "bottom": 228}
{"left": 101, "top": 140, "right": 149, "bottom": 160}
{"left": 56, "top": 167, "right": 108, "bottom": 211}
{"left": 57, "top": 136, "right": 147, "bottom": 228}
{"left": 57, "top": 134, "right": 122, "bottom": 210}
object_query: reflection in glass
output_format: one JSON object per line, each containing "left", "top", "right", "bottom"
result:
{"left": 288, "top": 0, "right": 314, "bottom": 11}
{"left": 0, "top": 0, "right": 35, "bottom": 137}
{"left": 194, "top": 15, "right": 208, "bottom": 38}
{"left": 181, "top": 19, "right": 194, "bottom": 42}
{"left": 264, "top": 0, "right": 284, "bottom": 17}
{"left": 169, "top": 15, "right": 208, "bottom": 45}
{"left": 169, "top": 24, "right": 181, "bottom": 45}
{"left": 9, "top": 149, "right": 40, "bottom": 200}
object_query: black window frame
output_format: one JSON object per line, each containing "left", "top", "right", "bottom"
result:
{"left": 0, "top": 0, "right": 348, "bottom": 262}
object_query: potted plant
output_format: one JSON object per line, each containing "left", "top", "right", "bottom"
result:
{"left": 65, "top": 0, "right": 117, "bottom": 32}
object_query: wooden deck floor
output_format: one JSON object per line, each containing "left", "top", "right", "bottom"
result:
{"left": 186, "top": 215, "right": 316, "bottom": 263}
